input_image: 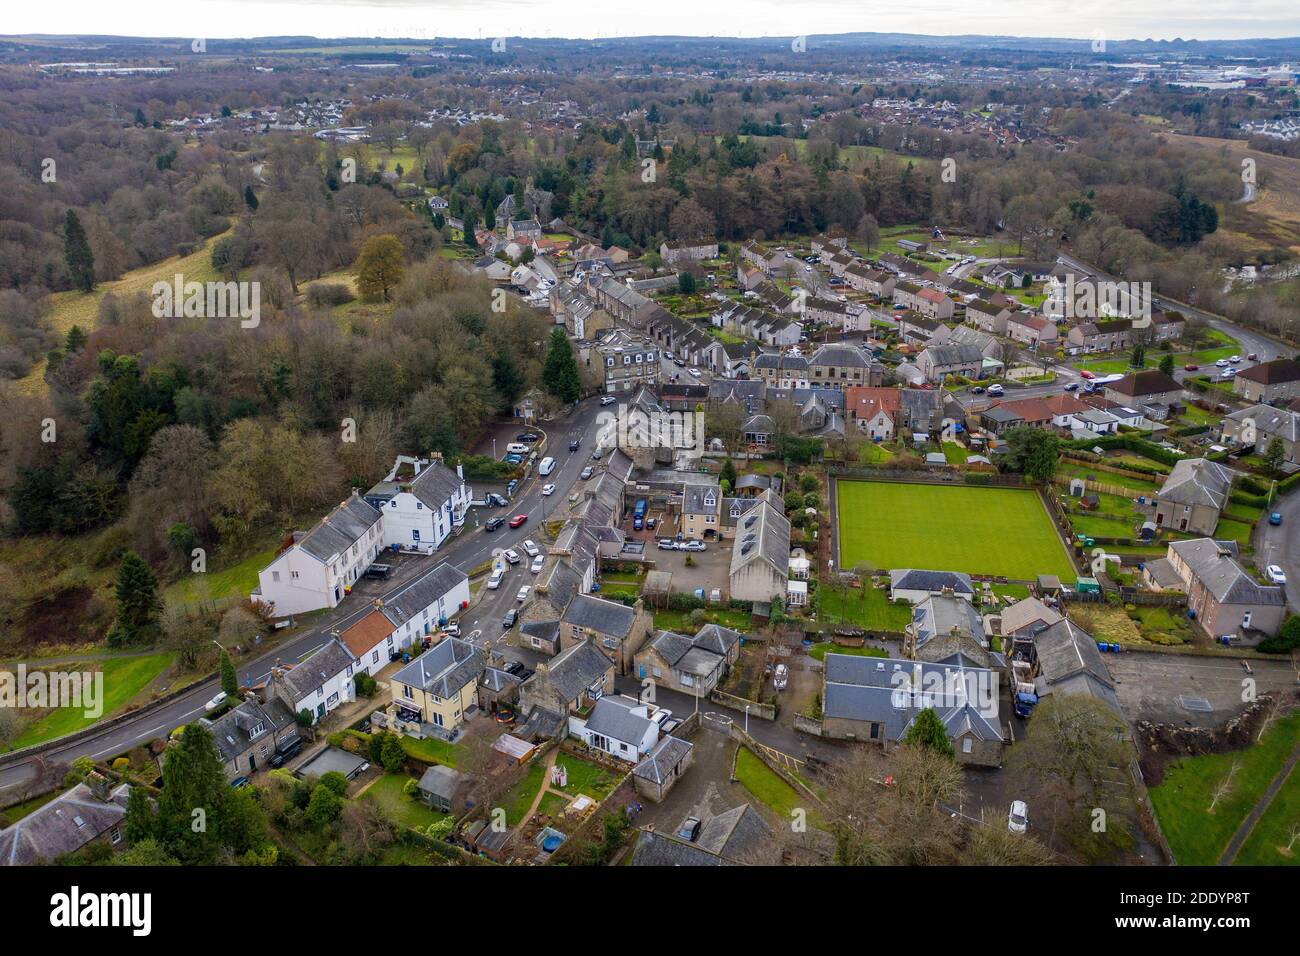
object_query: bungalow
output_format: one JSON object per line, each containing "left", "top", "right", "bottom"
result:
{"left": 819, "top": 654, "right": 1004, "bottom": 766}
{"left": 387, "top": 636, "right": 486, "bottom": 737}
{"left": 364, "top": 454, "right": 472, "bottom": 554}
{"left": 632, "top": 736, "right": 695, "bottom": 803}
{"left": 255, "top": 493, "right": 385, "bottom": 617}
{"left": 634, "top": 624, "right": 742, "bottom": 698}
{"left": 630, "top": 803, "right": 778, "bottom": 865}
{"left": 569, "top": 694, "right": 659, "bottom": 763}
{"left": 889, "top": 569, "right": 975, "bottom": 605}
{"left": 1153, "top": 458, "right": 1233, "bottom": 535}
{"left": 560, "top": 593, "right": 653, "bottom": 676}
{"left": 1233, "top": 359, "right": 1300, "bottom": 404}
{"left": 916, "top": 343, "right": 983, "bottom": 383}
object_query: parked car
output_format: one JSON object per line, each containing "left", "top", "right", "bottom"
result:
{"left": 1219, "top": 368, "right": 1236, "bottom": 380}
{"left": 599, "top": 395, "right": 617, "bottom": 406}
{"left": 1269, "top": 512, "right": 1283, "bottom": 526}
{"left": 503, "top": 454, "right": 524, "bottom": 465}
{"left": 682, "top": 540, "right": 706, "bottom": 552}
{"left": 1229, "top": 355, "right": 1242, "bottom": 364}
{"left": 516, "top": 432, "right": 541, "bottom": 442}
{"left": 487, "top": 568, "right": 505, "bottom": 589}
{"left": 677, "top": 817, "right": 703, "bottom": 842}
{"left": 1266, "top": 564, "right": 1287, "bottom": 585}
{"left": 651, "top": 709, "right": 673, "bottom": 729}
{"left": 485, "top": 516, "right": 505, "bottom": 531}
{"left": 504, "top": 549, "right": 521, "bottom": 565}
{"left": 505, "top": 442, "right": 529, "bottom": 455}
{"left": 1215, "top": 358, "right": 1230, "bottom": 368}
{"left": 487, "top": 493, "right": 509, "bottom": 507}
{"left": 521, "top": 539, "right": 540, "bottom": 557}
{"left": 580, "top": 466, "right": 594, "bottom": 480}
{"left": 204, "top": 691, "right": 228, "bottom": 712}
{"left": 591, "top": 448, "right": 604, "bottom": 460}
{"left": 442, "top": 623, "right": 461, "bottom": 637}
{"left": 364, "top": 563, "right": 393, "bottom": 580}
{"left": 1063, "top": 382, "right": 1079, "bottom": 392}
{"left": 530, "top": 555, "right": 545, "bottom": 574}
{"left": 661, "top": 718, "right": 682, "bottom": 734}
{"left": 516, "top": 585, "right": 532, "bottom": 602}
{"left": 970, "top": 385, "right": 985, "bottom": 394}
{"left": 1184, "top": 363, "right": 1199, "bottom": 372}
{"left": 657, "top": 538, "right": 678, "bottom": 550}
{"left": 542, "top": 483, "right": 556, "bottom": 496}
{"left": 509, "top": 514, "right": 528, "bottom": 529}
{"left": 986, "top": 384, "right": 1004, "bottom": 396}
{"left": 1008, "top": 800, "right": 1029, "bottom": 833}
{"left": 502, "top": 609, "right": 518, "bottom": 629}
{"left": 773, "top": 664, "right": 789, "bottom": 691}
{"left": 268, "top": 740, "right": 303, "bottom": 768}
{"left": 688, "top": 368, "right": 701, "bottom": 378}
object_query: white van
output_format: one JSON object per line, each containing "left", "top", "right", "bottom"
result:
{"left": 505, "top": 442, "right": 529, "bottom": 455}
{"left": 538, "top": 457, "right": 556, "bottom": 476}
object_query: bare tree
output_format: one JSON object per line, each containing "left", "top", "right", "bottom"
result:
{"left": 1208, "top": 759, "right": 1242, "bottom": 814}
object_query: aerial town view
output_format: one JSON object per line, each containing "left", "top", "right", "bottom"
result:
{"left": 0, "top": 0, "right": 1296, "bottom": 933}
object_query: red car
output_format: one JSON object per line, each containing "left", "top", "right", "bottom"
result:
{"left": 1183, "top": 363, "right": 1199, "bottom": 372}
{"left": 1079, "top": 370, "right": 1095, "bottom": 380}
{"left": 508, "top": 514, "right": 528, "bottom": 529}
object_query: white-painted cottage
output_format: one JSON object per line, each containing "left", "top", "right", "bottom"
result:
{"left": 364, "top": 455, "right": 471, "bottom": 554}
{"left": 268, "top": 637, "right": 358, "bottom": 724}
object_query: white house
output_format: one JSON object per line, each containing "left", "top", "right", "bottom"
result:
{"left": 255, "top": 494, "right": 384, "bottom": 617}
{"left": 270, "top": 637, "right": 358, "bottom": 724}
{"left": 364, "top": 455, "right": 471, "bottom": 553}
{"left": 338, "top": 561, "right": 471, "bottom": 675}
{"left": 569, "top": 695, "right": 660, "bottom": 763}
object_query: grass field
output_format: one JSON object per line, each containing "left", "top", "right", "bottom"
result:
{"left": 734, "top": 747, "right": 808, "bottom": 822}
{"left": 1236, "top": 762, "right": 1300, "bottom": 866}
{"left": 162, "top": 547, "right": 278, "bottom": 605}
{"left": 361, "top": 773, "right": 451, "bottom": 830}
{"left": 835, "top": 480, "right": 1076, "bottom": 581}
{"left": 8, "top": 652, "right": 176, "bottom": 749}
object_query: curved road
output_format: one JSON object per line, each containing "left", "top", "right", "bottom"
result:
{"left": 0, "top": 396, "right": 612, "bottom": 794}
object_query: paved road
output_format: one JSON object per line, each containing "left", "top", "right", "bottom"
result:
{"left": 0, "top": 397, "right": 612, "bottom": 793}
{"left": 1256, "top": 489, "right": 1299, "bottom": 614}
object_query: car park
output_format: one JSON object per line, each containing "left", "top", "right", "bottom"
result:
{"left": 516, "top": 585, "right": 532, "bottom": 602}
{"left": 521, "top": 539, "right": 540, "bottom": 557}
{"left": 485, "top": 516, "right": 505, "bottom": 531}
{"left": 502, "top": 609, "right": 518, "bottom": 629}
{"left": 504, "top": 549, "right": 521, "bottom": 565}
{"left": 487, "top": 568, "right": 505, "bottom": 589}
{"left": 542, "top": 483, "right": 556, "bottom": 496}
{"left": 530, "top": 555, "right": 545, "bottom": 574}
{"left": 509, "top": 514, "right": 528, "bottom": 528}
{"left": 205, "top": 691, "right": 228, "bottom": 712}
{"left": 1266, "top": 565, "right": 1287, "bottom": 585}
{"left": 1008, "top": 800, "right": 1029, "bottom": 833}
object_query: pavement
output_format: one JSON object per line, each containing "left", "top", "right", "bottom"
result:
{"left": 0, "top": 396, "right": 612, "bottom": 797}
{"left": 1255, "top": 490, "right": 1299, "bottom": 614}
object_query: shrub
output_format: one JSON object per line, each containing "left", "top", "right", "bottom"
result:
{"left": 305, "top": 282, "right": 355, "bottom": 308}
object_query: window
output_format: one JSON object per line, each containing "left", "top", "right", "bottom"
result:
{"left": 602, "top": 636, "right": 618, "bottom": 650}
{"left": 249, "top": 722, "right": 265, "bottom": 738}
{"left": 403, "top": 685, "right": 414, "bottom": 700}
{"left": 681, "top": 673, "right": 695, "bottom": 687}
{"left": 290, "top": 570, "right": 300, "bottom": 580}
{"left": 416, "top": 502, "right": 423, "bottom": 509}
{"left": 962, "top": 738, "right": 973, "bottom": 754}
{"left": 372, "top": 650, "right": 380, "bottom": 664}
{"left": 110, "top": 826, "right": 122, "bottom": 845}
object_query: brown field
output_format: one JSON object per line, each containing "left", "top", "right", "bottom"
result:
{"left": 1172, "top": 134, "right": 1300, "bottom": 254}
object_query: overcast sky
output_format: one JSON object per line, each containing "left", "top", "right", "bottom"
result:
{"left": 7, "top": 0, "right": 1300, "bottom": 43}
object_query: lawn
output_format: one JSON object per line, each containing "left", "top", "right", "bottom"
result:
{"left": 1070, "top": 514, "right": 1137, "bottom": 540}
{"left": 835, "top": 480, "right": 1076, "bottom": 581}
{"left": 1213, "top": 518, "right": 1255, "bottom": 549}
{"left": 807, "top": 642, "right": 888, "bottom": 662}
{"left": 400, "top": 734, "right": 459, "bottom": 768}
{"left": 1151, "top": 713, "right": 1300, "bottom": 865}
{"left": 734, "top": 747, "right": 814, "bottom": 824}
{"left": 554, "top": 752, "right": 622, "bottom": 800}
{"left": 162, "top": 546, "right": 278, "bottom": 605}
{"left": 361, "top": 773, "right": 452, "bottom": 830}
{"left": 501, "top": 759, "right": 547, "bottom": 826}
{"left": 9, "top": 652, "right": 176, "bottom": 749}
{"left": 1058, "top": 462, "right": 1162, "bottom": 495}
{"left": 815, "top": 584, "right": 913, "bottom": 632}
{"left": 1235, "top": 761, "right": 1300, "bottom": 866}
{"left": 652, "top": 607, "right": 751, "bottom": 633}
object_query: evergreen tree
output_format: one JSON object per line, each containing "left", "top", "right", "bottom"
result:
{"left": 541, "top": 327, "right": 581, "bottom": 404}
{"left": 903, "top": 707, "right": 955, "bottom": 759}
{"left": 65, "top": 325, "right": 88, "bottom": 352}
{"left": 63, "top": 209, "right": 95, "bottom": 293}
{"left": 109, "top": 551, "right": 161, "bottom": 647}
{"left": 1264, "top": 436, "right": 1286, "bottom": 475}
{"left": 158, "top": 723, "right": 228, "bottom": 864}
{"left": 1158, "top": 352, "right": 1175, "bottom": 376}
{"left": 720, "top": 457, "right": 737, "bottom": 488}
{"left": 219, "top": 648, "right": 238, "bottom": 697}
{"left": 243, "top": 184, "right": 259, "bottom": 210}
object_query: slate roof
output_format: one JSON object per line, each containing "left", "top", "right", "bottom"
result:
{"left": 0, "top": 781, "right": 130, "bottom": 866}
{"left": 632, "top": 735, "right": 693, "bottom": 784}
{"left": 1158, "top": 458, "right": 1233, "bottom": 510}
{"left": 920, "top": 343, "right": 983, "bottom": 366}
{"left": 630, "top": 803, "right": 775, "bottom": 866}
{"left": 390, "top": 637, "right": 485, "bottom": 699}
{"left": 279, "top": 637, "right": 357, "bottom": 702}
{"left": 910, "top": 593, "right": 985, "bottom": 649}
{"left": 296, "top": 495, "right": 381, "bottom": 563}
{"left": 1109, "top": 369, "right": 1181, "bottom": 398}
{"left": 562, "top": 593, "right": 637, "bottom": 637}
{"left": 890, "top": 569, "right": 974, "bottom": 596}
{"left": 810, "top": 343, "right": 872, "bottom": 369}
{"left": 583, "top": 695, "right": 656, "bottom": 745}
{"left": 479, "top": 666, "right": 521, "bottom": 694}
{"left": 1226, "top": 405, "right": 1300, "bottom": 443}
{"left": 408, "top": 460, "right": 464, "bottom": 511}
{"left": 1235, "top": 358, "right": 1300, "bottom": 385}
{"left": 378, "top": 561, "right": 468, "bottom": 629}
{"left": 822, "top": 655, "right": 1002, "bottom": 743}
{"left": 1168, "top": 538, "right": 1286, "bottom": 607}
{"left": 201, "top": 697, "right": 298, "bottom": 764}
{"left": 546, "top": 640, "right": 615, "bottom": 704}
{"left": 683, "top": 482, "right": 721, "bottom": 515}
{"left": 730, "top": 493, "right": 790, "bottom": 580}
{"left": 1031, "top": 619, "right": 1122, "bottom": 715}
{"left": 520, "top": 618, "right": 560, "bottom": 645}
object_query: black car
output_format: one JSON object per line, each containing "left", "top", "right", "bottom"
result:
{"left": 677, "top": 817, "right": 702, "bottom": 842}
{"left": 487, "top": 493, "right": 509, "bottom": 507}
{"left": 517, "top": 432, "right": 541, "bottom": 442}
{"left": 568, "top": 438, "right": 581, "bottom": 451}
{"left": 268, "top": 740, "right": 303, "bottom": 768}
{"left": 485, "top": 516, "right": 506, "bottom": 531}
{"left": 502, "top": 608, "right": 519, "bottom": 629}
{"left": 505, "top": 661, "right": 525, "bottom": 676}
{"left": 363, "top": 563, "right": 392, "bottom": 580}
